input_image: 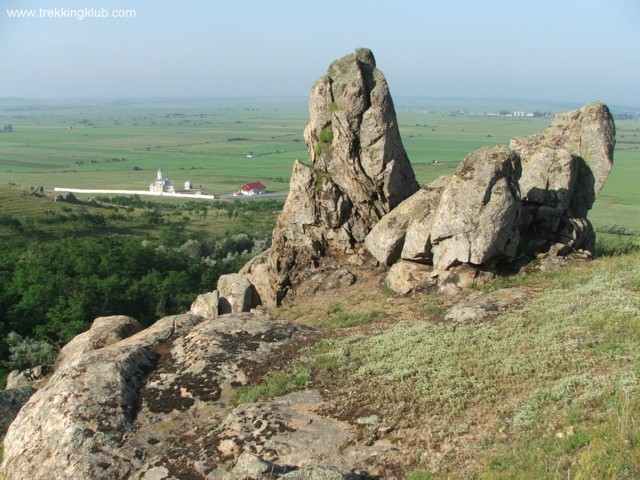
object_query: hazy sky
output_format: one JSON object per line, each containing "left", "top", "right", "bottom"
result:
{"left": 1, "top": 0, "right": 638, "bottom": 107}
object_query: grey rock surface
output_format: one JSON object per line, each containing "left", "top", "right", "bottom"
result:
{"left": 217, "top": 273, "right": 258, "bottom": 314}
{"left": 1, "top": 314, "right": 203, "bottom": 480}
{"left": 365, "top": 188, "right": 431, "bottom": 266}
{"left": 190, "top": 290, "right": 220, "bottom": 318}
{"left": 384, "top": 261, "right": 435, "bottom": 295}
{"left": 510, "top": 101, "right": 615, "bottom": 254}
{"left": 260, "top": 48, "right": 419, "bottom": 305}
{"left": 55, "top": 315, "right": 143, "bottom": 370}
{"left": 0, "top": 313, "right": 330, "bottom": 479}
{"left": 511, "top": 101, "right": 614, "bottom": 217}
{"left": 0, "top": 387, "right": 36, "bottom": 437}
{"left": 430, "top": 145, "right": 521, "bottom": 270}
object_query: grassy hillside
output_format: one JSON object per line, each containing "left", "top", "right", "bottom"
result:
{"left": 262, "top": 237, "right": 640, "bottom": 478}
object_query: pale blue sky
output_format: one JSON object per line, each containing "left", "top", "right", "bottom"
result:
{"left": 1, "top": 0, "right": 638, "bottom": 107}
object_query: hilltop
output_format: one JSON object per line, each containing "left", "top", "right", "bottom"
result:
{"left": 1, "top": 49, "right": 639, "bottom": 480}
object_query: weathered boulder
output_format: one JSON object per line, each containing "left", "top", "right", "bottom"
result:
{"left": 213, "top": 389, "right": 395, "bottom": 475}
{"left": 189, "top": 290, "right": 220, "bottom": 318}
{"left": 260, "top": 48, "right": 419, "bottom": 305}
{"left": 0, "top": 387, "right": 36, "bottom": 437}
{"left": 218, "top": 273, "right": 259, "bottom": 314}
{"left": 55, "top": 315, "right": 143, "bottom": 370}
{"left": 510, "top": 101, "right": 615, "bottom": 254}
{"left": 0, "top": 313, "right": 317, "bottom": 479}
{"left": 399, "top": 176, "right": 450, "bottom": 264}
{"left": 511, "top": 101, "right": 614, "bottom": 216}
{"left": 5, "top": 365, "right": 52, "bottom": 390}
{"left": 435, "top": 264, "right": 496, "bottom": 296}
{"left": 365, "top": 188, "right": 435, "bottom": 266}
{"left": 2, "top": 342, "right": 159, "bottom": 479}
{"left": 367, "top": 144, "right": 522, "bottom": 274}
{"left": 240, "top": 250, "right": 280, "bottom": 309}
{"left": 362, "top": 175, "right": 449, "bottom": 267}
{"left": 430, "top": 145, "right": 521, "bottom": 270}
{"left": 0, "top": 314, "right": 203, "bottom": 480}
{"left": 384, "top": 260, "right": 435, "bottom": 295}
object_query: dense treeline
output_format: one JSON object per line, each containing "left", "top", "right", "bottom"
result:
{"left": 0, "top": 236, "right": 249, "bottom": 358}
{"left": 0, "top": 189, "right": 280, "bottom": 379}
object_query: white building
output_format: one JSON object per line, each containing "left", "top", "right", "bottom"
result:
{"left": 149, "top": 169, "right": 175, "bottom": 193}
{"left": 234, "top": 182, "right": 266, "bottom": 196}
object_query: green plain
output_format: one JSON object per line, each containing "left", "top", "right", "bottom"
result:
{"left": 1, "top": 98, "right": 638, "bottom": 232}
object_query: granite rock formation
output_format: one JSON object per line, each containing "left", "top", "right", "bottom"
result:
{"left": 365, "top": 102, "right": 614, "bottom": 294}
{"left": 247, "top": 48, "right": 419, "bottom": 306}
{"left": 511, "top": 101, "right": 615, "bottom": 253}
{"left": 0, "top": 313, "right": 319, "bottom": 479}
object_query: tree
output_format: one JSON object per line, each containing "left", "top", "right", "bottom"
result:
{"left": 2, "top": 124, "right": 13, "bottom": 133}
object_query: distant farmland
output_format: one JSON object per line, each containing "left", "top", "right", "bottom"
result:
{"left": 1, "top": 97, "right": 638, "bottom": 232}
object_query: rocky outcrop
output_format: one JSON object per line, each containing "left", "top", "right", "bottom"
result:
{"left": 366, "top": 145, "right": 521, "bottom": 273}
{"left": 0, "top": 312, "right": 327, "bottom": 479}
{"left": 511, "top": 101, "right": 615, "bottom": 253}
{"left": 430, "top": 145, "right": 521, "bottom": 269}
{"left": 1, "top": 313, "right": 203, "bottom": 480}
{"left": 55, "top": 315, "right": 143, "bottom": 370}
{"left": 365, "top": 188, "right": 435, "bottom": 266}
{"left": 400, "top": 175, "right": 451, "bottom": 263}
{"left": 366, "top": 102, "right": 614, "bottom": 294}
{"left": 251, "top": 48, "right": 419, "bottom": 306}
{"left": 189, "top": 290, "right": 220, "bottom": 318}
{"left": 217, "top": 273, "right": 259, "bottom": 314}
{"left": 213, "top": 389, "right": 396, "bottom": 477}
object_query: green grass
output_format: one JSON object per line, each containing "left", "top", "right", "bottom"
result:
{"left": 233, "top": 369, "right": 311, "bottom": 404}
{"left": 288, "top": 248, "right": 640, "bottom": 477}
{"left": 327, "top": 309, "right": 387, "bottom": 328}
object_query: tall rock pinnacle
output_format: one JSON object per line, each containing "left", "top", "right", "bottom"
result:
{"left": 245, "top": 48, "right": 419, "bottom": 305}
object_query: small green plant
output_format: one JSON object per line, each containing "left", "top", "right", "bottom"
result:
{"left": 328, "top": 309, "right": 387, "bottom": 328}
{"left": 314, "top": 124, "right": 334, "bottom": 157}
{"left": 405, "top": 470, "right": 436, "bottom": 480}
{"left": 423, "top": 305, "right": 445, "bottom": 316}
{"left": 318, "top": 124, "right": 334, "bottom": 144}
{"left": 328, "top": 102, "right": 339, "bottom": 112}
{"left": 314, "top": 168, "right": 333, "bottom": 193}
{"left": 233, "top": 369, "right": 310, "bottom": 404}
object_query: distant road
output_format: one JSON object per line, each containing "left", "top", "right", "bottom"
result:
{"left": 53, "top": 188, "right": 288, "bottom": 201}
{"left": 217, "top": 192, "right": 288, "bottom": 200}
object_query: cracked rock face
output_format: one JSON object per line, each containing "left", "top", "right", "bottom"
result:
{"left": 259, "top": 48, "right": 419, "bottom": 306}
{"left": 430, "top": 145, "right": 522, "bottom": 269}
{"left": 0, "top": 313, "right": 311, "bottom": 479}
{"left": 511, "top": 101, "right": 615, "bottom": 253}
{"left": 365, "top": 102, "right": 615, "bottom": 293}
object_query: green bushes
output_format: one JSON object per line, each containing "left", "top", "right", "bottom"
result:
{"left": 5, "top": 332, "right": 57, "bottom": 371}
{"left": 0, "top": 236, "right": 223, "bottom": 354}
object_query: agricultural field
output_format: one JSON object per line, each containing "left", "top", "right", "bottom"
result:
{"left": 0, "top": 97, "right": 639, "bottom": 232}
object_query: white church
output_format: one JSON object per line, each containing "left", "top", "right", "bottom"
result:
{"left": 149, "top": 169, "right": 175, "bottom": 193}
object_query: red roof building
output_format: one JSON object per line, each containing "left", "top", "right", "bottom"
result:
{"left": 236, "top": 182, "right": 266, "bottom": 196}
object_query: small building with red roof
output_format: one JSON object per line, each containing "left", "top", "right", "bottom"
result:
{"left": 235, "top": 182, "right": 266, "bottom": 196}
